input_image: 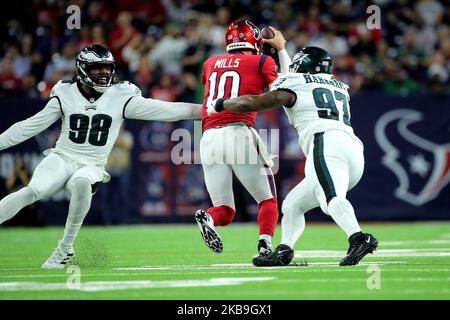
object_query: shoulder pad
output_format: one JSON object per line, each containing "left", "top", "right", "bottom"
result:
{"left": 49, "top": 80, "right": 63, "bottom": 98}
{"left": 113, "top": 81, "right": 142, "bottom": 97}
{"left": 50, "top": 80, "right": 76, "bottom": 97}
{"left": 270, "top": 73, "right": 304, "bottom": 92}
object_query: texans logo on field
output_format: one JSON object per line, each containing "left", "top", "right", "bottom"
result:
{"left": 375, "top": 109, "right": 450, "bottom": 206}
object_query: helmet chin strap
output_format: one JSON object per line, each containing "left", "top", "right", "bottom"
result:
{"left": 79, "top": 74, "right": 112, "bottom": 94}
{"left": 91, "top": 85, "right": 109, "bottom": 93}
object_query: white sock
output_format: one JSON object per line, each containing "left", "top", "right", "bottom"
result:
{"left": 280, "top": 203, "right": 305, "bottom": 249}
{"left": 327, "top": 197, "right": 361, "bottom": 238}
{"left": 0, "top": 187, "right": 36, "bottom": 224}
{"left": 259, "top": 234, "right": 272, "bottom": 244}
{"left": 60, "top": 179, "right": 92, "bottom": 251}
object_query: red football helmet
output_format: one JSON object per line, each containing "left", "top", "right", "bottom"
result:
{"left": 225, "top": 19, "right": 262, "bottom": 54}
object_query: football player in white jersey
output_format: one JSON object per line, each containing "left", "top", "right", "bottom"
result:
{"left": 0, "top": 44, "right": 201, "bottom": 269}
{"left": 207, "top": 46, "right": 378, "bottom": 266}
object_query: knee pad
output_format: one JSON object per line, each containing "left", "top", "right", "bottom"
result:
{"left": 67, "top": 178, "right": 92, "bottom": 199}
{"left": 14, "top": 186, "right": 38, "bottom": 203}
{"left": 282, "top": 196, "right": 309, "bottom": 216}
{"left": 325, "top": 197, "right": 353, "bottom": 216}
{"left": 27, "top": 185, "right": 45, "bottom": 201}
{"left": 281, "top": 198, "right": 295, "bottom": 216}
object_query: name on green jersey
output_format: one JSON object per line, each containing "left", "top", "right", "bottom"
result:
{"left": 303, "top": 74, "right": 345, "bottom": 90}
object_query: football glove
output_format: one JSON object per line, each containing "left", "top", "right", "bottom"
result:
{"left": 206, "top": 98, "right": 225, "bottom": 115}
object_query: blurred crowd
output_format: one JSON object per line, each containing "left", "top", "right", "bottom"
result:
{"left": 0, "top": 0, "right": 449, "bottom": 100}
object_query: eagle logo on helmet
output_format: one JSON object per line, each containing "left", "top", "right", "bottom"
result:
{"left": 76, "top": 44, "right": 116, "bottom": 93}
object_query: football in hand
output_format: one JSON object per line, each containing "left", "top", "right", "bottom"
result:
{"left": 261, "top": 27, "right": 275, "bottom": 39}
{"left": 261, "top": 27, "right": 280, "bottom": 70}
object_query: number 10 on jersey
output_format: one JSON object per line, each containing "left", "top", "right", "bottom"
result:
{"left": 206, "top": 71, "right": 241, "bottom": 106}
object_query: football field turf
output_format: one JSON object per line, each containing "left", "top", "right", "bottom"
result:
{"left": 0, "top": 222, "right": 449, "bottom": 300}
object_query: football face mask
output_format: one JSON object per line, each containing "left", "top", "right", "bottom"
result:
{"left": 76, "top": 44, "right": 116, "bottom": 93}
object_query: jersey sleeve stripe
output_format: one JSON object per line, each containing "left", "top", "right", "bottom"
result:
{"left": 122, "top": 96, "right": 135, "bottom": 120}
{"left": 258, "top": 54, "right": 268, "bottom": 75}
{"left": 49, "top": 95, "right": 63, "bottom": 117}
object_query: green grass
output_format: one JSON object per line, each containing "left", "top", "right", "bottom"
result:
{"left": 0, "top": 222, "right": 450, "bottom": 299}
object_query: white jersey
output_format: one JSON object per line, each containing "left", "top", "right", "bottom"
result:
{"left": 0, "top": 80, "right": 201, "bottom": 167}
{"left": 270, "top": 72, "right": 362, "bottom": 154}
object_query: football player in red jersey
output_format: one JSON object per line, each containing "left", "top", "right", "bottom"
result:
{"left": 195, "top": 20, "right": 292, "bottom": 262}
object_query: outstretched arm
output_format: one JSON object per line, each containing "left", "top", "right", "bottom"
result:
{"left": 263, "top": 26, "right": 292, "bottom": 74}
{"left": 0, "top": 97, "right": 62, "bottom": 151}
{"left": 211, "top": 90, "right": 296, "bottom": 114}
{"left": 123, "top": 96, "right": 202, "bottom": 121}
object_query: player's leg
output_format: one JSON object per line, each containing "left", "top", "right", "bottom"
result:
{"left": 234, "top": 165, "right": 278, "bottom": 251}
{"left": 196, "top": 162, "right": 233, "bottom": 253}
{"left": 310, "top": 131, "right": 362, "bottom": 237}
{"left": 0, "top": 154, "right": 73, "bottom": 224}
{"left": 231, "top": 128, "right": 278, "bottom": 255}
{"left": 0, "top": 187, "right": 36, "bottom": 225}
{"left": 311, "top": 131, "right": 378, "bottom": 265}
{"left": 200, "top": 128, "right": 236, "bottom": 225}
{"left": 201, "top": 162, "right": 235, "bottom": 227}
{"left": 280, "top": 179, "right": 320, "bottom": 249}
{"left": 252, "top": 178, "right": 320, "bottom": 267}
{"left": 195, "top": 129, "right": 235, "bottom": 253}
{"left": 42, "top": 166, "right": 104, "bottom": 269}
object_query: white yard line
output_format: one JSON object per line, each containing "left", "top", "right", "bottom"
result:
{"left": 1, "top": 276, "right": 449, "bottom": 293}
{"left": 0, "top": 277, "right": 275, "bottom": 292}
{"left": 295, "top": 248, "right": 450, "bottom": 258}
{"left": 381, "top": 240, "right": 450, "bottom": 246}
{"left": 0, "top": 266, "right": 449, "bottom": 280}
{"left": 113, "top": 260, "right": 407, "bottom": 271}
{"left": 0, "top": 248, "right": 448, "bottom": 276}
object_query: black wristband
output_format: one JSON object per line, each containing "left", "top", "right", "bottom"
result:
{"left": 215, "top": 98, "right": 225, "bottom": 112}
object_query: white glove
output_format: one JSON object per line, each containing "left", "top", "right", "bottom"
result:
{"left": 206, "top": 98, "right": 224, "bottom": 115}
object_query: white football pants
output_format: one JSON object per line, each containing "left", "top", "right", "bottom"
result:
{"left": 200, "top": 125, "right": 276, "bottom": 210}
{"left": 28, "top": 153, "right": 105, "bottom": 199}
{"left": 281, "top": 130, "right": 364, "bottom": 247}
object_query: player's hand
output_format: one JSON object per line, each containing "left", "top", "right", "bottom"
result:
{"left": 206, "top": 98, "right": 224, "bottom": 115}
{"left": 262, "top": 26, "right": 286, "bottom": 51}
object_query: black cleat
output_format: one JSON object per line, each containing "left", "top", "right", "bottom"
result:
{"left": 257, "top": 239, "right": 273, "bottom": 256}
{"left": 252, "top": 244, "right": 294, "bottom": 267}
{"left": 195, "top": 209, "right": 223, "bottom": 253}
{"left": 340, "top": 232, "right": 379, "bottom": 266}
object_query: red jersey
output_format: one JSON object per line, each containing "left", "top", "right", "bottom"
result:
{"left": 201, "top": 53, "right": 278, "bottom": 131}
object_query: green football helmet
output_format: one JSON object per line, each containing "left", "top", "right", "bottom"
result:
{"left": 289, "top": 46, "right": 332, "bottom": 74}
